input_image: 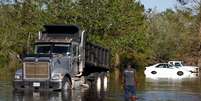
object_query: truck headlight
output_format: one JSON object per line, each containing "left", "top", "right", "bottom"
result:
{"left": 52, "top": 74, "right": 63, "bottom": 80}
{"left": 14, "top": 75, "right": 22, "bottom": 80}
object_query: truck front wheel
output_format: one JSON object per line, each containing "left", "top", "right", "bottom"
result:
{"left": 62, "top": 77, "right": 71, "bottom": 90}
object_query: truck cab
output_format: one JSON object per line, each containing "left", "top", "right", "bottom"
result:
{"left": 13, "top": 25, "right": 85, "bottom": 90}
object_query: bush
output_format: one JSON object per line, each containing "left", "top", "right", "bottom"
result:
{"left": 0, "top": 55, "right": 8, "bottom": 68}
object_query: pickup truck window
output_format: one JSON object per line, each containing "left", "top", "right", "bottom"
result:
{"left": 175, "top": 63, "right": 182, "bottom": 67}
{"left": 167, "top": 64, "right": 174, "bottom": 69}
{"left": 169, "top": 62, "right": 173, "bottom": 65}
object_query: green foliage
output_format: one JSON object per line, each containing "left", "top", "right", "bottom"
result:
{"left": 0, "top": 0, "right": 201, "bottom": 79}
{"left": 145, "top": 8, "right": 199, "bottom": 63}
{"left": 0, "top": 55, "right": 8, "bottom": 68}
{"left": 0, "top": 0, "right": 148, "bottom": 72}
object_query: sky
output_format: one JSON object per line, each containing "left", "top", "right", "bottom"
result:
{"left": 140, "top": 0, "right": 178, "bottom": 12}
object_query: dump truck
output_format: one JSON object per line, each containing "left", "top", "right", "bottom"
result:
{"left": 13, "top": 24, "right": 110, "bottom": 90}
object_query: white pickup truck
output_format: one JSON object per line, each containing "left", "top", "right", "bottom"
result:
{"left": 168, "top": 61, "right": 199, "bottom": 73}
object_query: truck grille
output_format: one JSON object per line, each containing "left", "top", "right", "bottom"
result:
{"left": 24, "top": 62, "right": 49, "bottom": 80}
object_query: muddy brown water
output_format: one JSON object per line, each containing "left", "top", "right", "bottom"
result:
{"left": 0, "top": 72, "right": 201, "bottom": 101}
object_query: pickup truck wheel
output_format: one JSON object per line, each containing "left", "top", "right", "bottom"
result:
{"left": 62, "top": 78, "right": 71, "bottom": 90}
{"left": 177, "top": 71, "right": 184, "bottom": 76}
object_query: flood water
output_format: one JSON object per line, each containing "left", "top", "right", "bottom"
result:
{"left": 1, "top": 71, "right": 201, "bottom": 101}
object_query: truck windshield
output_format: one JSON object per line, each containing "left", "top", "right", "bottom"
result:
{"left": 36, "top": 44, "right": 71, "bottom": 54}
{"left": 52, "top": 45, "right": 70, "bottom": 54}
{"left": 37, "top": 45, "right": 51, "bottom": 54}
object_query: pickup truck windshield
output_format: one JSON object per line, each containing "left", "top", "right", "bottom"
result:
{"left": 36, "top": 44, "right": 71, "bottom": 54}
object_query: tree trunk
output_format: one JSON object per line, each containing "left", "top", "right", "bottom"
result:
{"left": 114, "top": 53, "right": 120, "bottom": 67}
{"left": 197, "top": 21, "right": 201, "bottom": 67}
{"left": 196, "top": 4, "right": 201, "bottom": 67}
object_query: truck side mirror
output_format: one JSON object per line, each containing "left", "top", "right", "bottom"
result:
{"left": 17, "top": 54, "right": 23, "bottom": 62}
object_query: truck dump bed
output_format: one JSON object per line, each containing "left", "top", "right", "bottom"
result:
{"left": 39, "top": 24, "right": 110, "bottom": 75}
{"left": 84, "top": 42, "right": 110, "bottom": 75}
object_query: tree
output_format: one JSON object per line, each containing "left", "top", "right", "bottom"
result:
{"left": 146, "top": 8, "right": 197, "bottom": 63}
{"left": 0, "top": 0, "right": 148, "bottom": 71}
{"left": 177, "top": 0, "right": 201, "bottom": 66}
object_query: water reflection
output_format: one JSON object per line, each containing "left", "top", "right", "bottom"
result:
{"left": 13, "top": 73, "right": 109, "bottom": 101}
{"left": 97, "top": 77, "right": 101, "bottom": 92}
{"left": 103, "top": 76, "right": 108, "bottom": 92}
{"left": 138, "top": 91, "right": 201, "bottom": 101}
{"left": 13, "top": 86, "right": 105, "bottom": 101}
{"left": 137, "top": 77, "right": 201, "bottom": 101}
{"left": 144, "top": 76, "right": 201, "bottom": 92}
{"left": 96, "top": 74, "right": 108, "bottom": 92}
{"left": 0, "top": 70, "right": 201, "bottom": 101}
{"left": 13, "top": 90, "right": 71, "bottom": 101}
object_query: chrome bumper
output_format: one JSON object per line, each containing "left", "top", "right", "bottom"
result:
{"left": 13, "top": 80, "right": 62, "bottom": 90}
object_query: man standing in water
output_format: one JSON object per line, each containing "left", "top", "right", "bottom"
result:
{"left": 123, "top": 63, "right": 137, "bottom": 101}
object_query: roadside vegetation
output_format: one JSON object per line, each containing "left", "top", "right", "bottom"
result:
{"left": 0, "top": 0, "right": 200, "bottom": 79}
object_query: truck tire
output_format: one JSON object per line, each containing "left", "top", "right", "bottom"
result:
{"left": 62, "top": 77, "right": 71, "bottom": 90}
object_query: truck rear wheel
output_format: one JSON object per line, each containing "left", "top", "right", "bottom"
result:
{"left": 62, "top": 77, "right": 71, "bottom": 90}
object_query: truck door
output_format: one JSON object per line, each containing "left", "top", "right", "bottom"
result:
{"left": 72, "top": 44, "right": 79, "bottom": 74}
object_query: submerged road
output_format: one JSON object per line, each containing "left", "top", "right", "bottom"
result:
{"left": 0, "top": 72, "right": 201, "bottom": 101}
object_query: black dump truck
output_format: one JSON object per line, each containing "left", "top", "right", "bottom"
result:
{"left": 13, "top": 24, "right": 110, "bottom": 90}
